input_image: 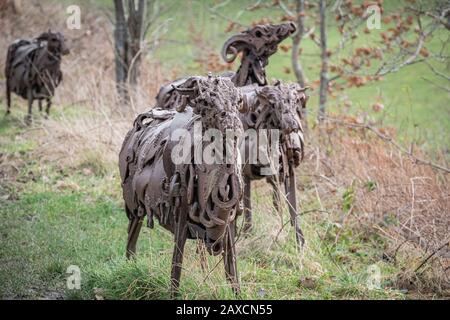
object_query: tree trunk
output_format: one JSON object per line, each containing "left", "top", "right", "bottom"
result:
{"left": 318, "top": 0, "right": 328, "bottom": 122}
{"left": 114, "top": 0, "right": 148, "bottom": 102}
{"left": 126, "top": 0, "right": 146, "bottom": 86}
{"left": 114, "top": 0, "right": 129, "bottom": 101}
{"left": 0, "top": 0, "right": 22, "bottom": 14}
{"left": 291, "top": 0, "right": 306, "bottom": 87}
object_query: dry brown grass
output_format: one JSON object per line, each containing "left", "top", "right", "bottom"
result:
{"left": 298, "top": 121, "right": 449, "bottom": 293}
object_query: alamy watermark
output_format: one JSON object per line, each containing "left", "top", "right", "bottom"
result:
{"left": 66, "top": 5, "right": 81, "bottom": 30}
{"left": 366, "top": 264, "right": 381, "bottom": 290}
{"left": 366, "top": 5, "right": 381, "bottom": 30}
{"left": 170, "top": 122, "right": 283, "bottom": 176}
{"left": 67, "top": 265, "right": 81, "bottom": 290}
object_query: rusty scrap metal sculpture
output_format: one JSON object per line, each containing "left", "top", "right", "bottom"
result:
{"left": 222, "top": 23, "right": 308, "bottom": 247}
{"left": 119, "top": 76, "right": 245, "bottom": 297}
{"left": 5, "top": 30, "right": 69, "bottom": 123}
{"left": 153, "top": 23, "right": 307, "bottom": 248}
{"left": 239, "top": 82, "right": 307, "bottom": 246}
{"left": 155, "top": 78, "right": 307, "bottom": 248}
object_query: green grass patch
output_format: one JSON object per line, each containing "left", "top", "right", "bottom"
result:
{"left": 0, "top": 143, "right": 408, "bottom": 299}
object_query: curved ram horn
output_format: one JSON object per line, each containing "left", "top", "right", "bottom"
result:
{"left": 37, "top": 32, "right": 49, "bottom": 41}
{"left": 172, "top": 84, "right": 196, "bottom": 96}
{"left": 297, "top": 86, "right": 310, "bottom": 93}
{"left": 221, "top": 33, "right": 256, "bottom": 63}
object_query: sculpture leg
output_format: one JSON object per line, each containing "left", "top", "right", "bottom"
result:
{"left": 38, "top": 100, "right": 42, "bottom": 112}
{"left": 285, "top": 165, "right": 305, "bottom": 249}
{"left": 170, "top": 207, "right": 188, "bottom": 299}
{"left": 267, "top": 176, "right": 282, "bottom": 216}
{"left": 45, "top": 98, "right": 51, "bottom": 119}
{"left": 25, "top": 89, "right": 33, "bottom": 125}
{"left": 5, "top": 81, "right": 11, "bottom": 116}
{"left": 242, "top": 176, "right": 252, "bottom": 234}
{"left": 196, "top": 241, "right": 208, "bottom": 272}
{"left": 223, "top": 220, "right": 240, "bottom": 295}
{"left": 126, "top": 216, "right": 143, "bottom": 260}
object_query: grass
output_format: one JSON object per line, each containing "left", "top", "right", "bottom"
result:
{"left": 0, "top": 111, "right": 420, "bottom": 300}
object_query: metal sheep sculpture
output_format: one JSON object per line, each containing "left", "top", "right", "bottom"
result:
{"left": 119, "top": 76, "right": 246, "bottom": 297}
{"left": 154, "top": 23, "right": 307, "bottom": 248}
{"left": 238, "top": 82, "right": 307, "bottom": 246}
{"left": 157, "top": 78, "right": 307, "bottom": 248}
{"left": 5, "top": 30, "right": 69, "bottom": 123}
{"left": 221, "top": 23, "right": 308, "bottom": 248}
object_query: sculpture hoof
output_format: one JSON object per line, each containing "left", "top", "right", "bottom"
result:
{"left": 242, "top": 223, "right": 253, "bottom": 236}
{"left": 24, "top": 114, "right": 32, "bottom": 125}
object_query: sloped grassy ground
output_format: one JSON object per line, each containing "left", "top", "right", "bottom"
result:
{"left": 0, "top": 110, "right": 425, "bottom": 300}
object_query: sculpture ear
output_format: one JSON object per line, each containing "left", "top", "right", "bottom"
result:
{"left": 302, "top": 94, "right": 309, "bottom": 109}
{"left": 172, "top": 80, "right": 198, "bottom": 112}
{"left": 240, "top": 90, "right": 259, "bottom": 113}
{"left": 37, "top": 32, "right": 49, "bottom": 41}
{"left": 296, "top": 92, "right": 309, "bottom": 109}
{"left": 291, "top": 85, "right": 309, "bottom": 109}
{"left": 239, "top": 94, "right": 249, "bottom": 113}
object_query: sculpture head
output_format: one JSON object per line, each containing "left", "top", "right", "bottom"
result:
{"left": 174, "top": 75, "right": 245, "bottom": 133}
{"left": 221, "top": 23, "right": 296, "bottom": 85}
{"left": 241, "top": 82, "right": 308, "bottom": 167}
{"left": 222, "top": 22, "right": 296, "bottom": 63}
{"left": 174, "top": 76, "right": 245, "bottom": 255}
{"left": 241, "top": 82, "right": 307, "bottom": 135}
{"left": 37, "top": 30, "right": 70, "bottom": 56}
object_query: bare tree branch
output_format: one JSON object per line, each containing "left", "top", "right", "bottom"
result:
{"left": 421, "top": 77, "right": 450, "bottom": 93}
{"left": 424, "top": 60, "right": 450, "bottom": 81}
{"left": 407, "top": 5, "right": 450, "bottom": 31}
{"left": 291, "top": 0, "right": 307, "bottom": 86}
{"left": 318, "top": 0, "right": 328, "bottom": 121}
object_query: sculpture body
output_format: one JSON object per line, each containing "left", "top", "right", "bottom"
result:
{"left": 119, "top": 76, "right": 245, "bottom": 297}
{"left": 222, "top": 23, "right": 308, "bottom": 247}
